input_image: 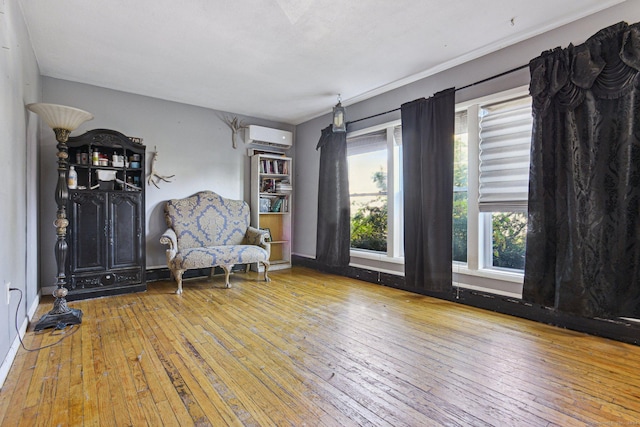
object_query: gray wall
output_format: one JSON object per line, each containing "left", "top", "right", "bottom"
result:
{"left": 39, "top": 77, "right": 293, "bottom": 286}
{"left": 293, "top": 0, "right": 640, "bottom": 259}
{"left": 0, "top": 0, "right": 41, "bottom": 384}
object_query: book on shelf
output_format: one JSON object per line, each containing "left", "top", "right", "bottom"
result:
{"left": 259, "top": 197, "right": 274, "bottom": 212}
{"left": 269, "top": 195, "right": 289, "bottom": 213}
{"left": 275, "top": 180, "right": 292, "bottom": 192}
{"left": 259, "top": 159, "right": 289, "bottom": 175}
{"left": 271, "top": 198, "right": 283, "bottom": 212}
{"left": 261, "top": 178, "right": 276, "bottom": 192}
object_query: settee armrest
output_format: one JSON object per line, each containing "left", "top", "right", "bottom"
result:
{"left": 244, "top": 226, "right": 271, "bottom": 252}
{"left": 160, "top": 228, "right": 178, "bottom": 259}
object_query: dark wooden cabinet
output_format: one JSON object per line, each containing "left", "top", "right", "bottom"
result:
{"left": 65, "top": 129, "right": 146, "bottom": 300}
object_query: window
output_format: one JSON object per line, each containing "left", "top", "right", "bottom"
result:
{"left": 485, "top": 211, "right": 527, "bottom": 270}
{"left": 479, "top": 96, "right": 531, "bottom": 271}
{"left": 453, "top": 111, "right": 469, "bottom": 263}
{"left": 455, "top": 91, "right": 532, "bottom": 274}
{"left": 344, "top": 89, "right": 531, "bottom": 290}
{"left": 347, "top": 122, "right": 403, "bottom": 260}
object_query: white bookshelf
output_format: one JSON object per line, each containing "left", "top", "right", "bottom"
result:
{"left": 250, "top": 154, "right": 292, "bottom": 270}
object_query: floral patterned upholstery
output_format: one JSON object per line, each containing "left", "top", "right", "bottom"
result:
{"left": 160, "top": 191, "right": 270, "bottom": 293}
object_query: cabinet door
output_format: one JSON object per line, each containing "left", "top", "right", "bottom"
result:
{"left": 109, "top": 193, "right": 142, "bottom": 269}
{"left": 69, "top": 192, "right": 108, "bottom": 272}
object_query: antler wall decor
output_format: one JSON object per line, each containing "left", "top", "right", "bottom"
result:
{"left": 223, "top": 116, "right": 248, "bottom": 148}
{"left": 147, "top": 146, "right": 175, "bottom": 188}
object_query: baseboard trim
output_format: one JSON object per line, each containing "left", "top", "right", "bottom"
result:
{"left": 292, "top": 255, "right": 640, "bottom": 346}
{"left": 27, "top": 293, "right": 40, "bottom": 321}
{"left": 145, "top": 265, "right": 252, "bottom": 283}
{"left": 1, "top": 299, "right": 33, "bottom": 389}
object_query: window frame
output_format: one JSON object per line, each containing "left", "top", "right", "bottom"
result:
{"left": 454, "top": 86, "right": 530, "bottom": 297}
{"left": 347, "top": 120, "right": 404, "bottom": 274}
{"left": 344, "top": 86, "right": 531, "bottom": 297}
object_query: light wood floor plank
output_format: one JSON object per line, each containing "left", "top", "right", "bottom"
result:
{"left": 117, "top": 300, "right": 189, "bottom": 426}
{"left": 96, "top": 298, "right": 136, "bottom": 427}
{"left": 225, "top": 283, "right": 469, "bottom": 426}
{"left": 45, "top": 325, "right": 74, "bottom": 427}
{"left": 163, "top": 291, "right": 305, "bottom": 426}
{"left": 1, "top": 267, "right": 640, "bottom": 426}
{"left": 127, "top": 296, "right": 211, "bottom": 425}
{"left": 66, "top": 324, "right": 84, "bottom": 427}
{"left": 78, "top": 300, "right": 100, "bottom": 426}
{"left": 0, "top": 331, "right": 44, "bottom": 427}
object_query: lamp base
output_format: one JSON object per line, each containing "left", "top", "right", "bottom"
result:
{"left": 34, "top": 300, "right": 83, "bottom": 331}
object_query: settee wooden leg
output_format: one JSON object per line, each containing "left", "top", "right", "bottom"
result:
{"left": 175, "top": 270, "right": 185, "bottom": 294}
{"left": 221, "top": 265, "right": 233, "bottom": 288}
{"left": 263, "top": 261, "right": 271, "bottom": 282}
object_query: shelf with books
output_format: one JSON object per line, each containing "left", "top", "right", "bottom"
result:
{"left": 251, "top": 153, "right": 292, "bottom": 271}
{"left": 258, "top": 157, "right": 290, "bottom": 175}
{"left": 258, "top": 193, "right": 290, "bottom": 213}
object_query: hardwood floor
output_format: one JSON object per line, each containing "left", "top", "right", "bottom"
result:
{"left": 1, "top": 267, "right": 639, "bottom": 426}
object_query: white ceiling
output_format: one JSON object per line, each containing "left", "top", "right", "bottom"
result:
{"left": 19, "top": 0, "right": 625, "bottom": 125}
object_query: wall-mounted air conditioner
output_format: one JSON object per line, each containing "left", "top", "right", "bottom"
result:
{"left": 245, "top": 125, "right": 293, "bottom": 150}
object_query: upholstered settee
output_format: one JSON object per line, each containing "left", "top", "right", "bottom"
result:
{"left": 160, "top": 191, "right": 270, "bottom": 294}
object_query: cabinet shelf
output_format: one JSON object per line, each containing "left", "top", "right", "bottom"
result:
{"left": 69, "top": 164, "right": 143, "bottom": 172}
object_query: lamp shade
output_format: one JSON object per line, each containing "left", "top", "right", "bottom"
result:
{"left": 26, "top": 103, "right": 94, "bottom": 131}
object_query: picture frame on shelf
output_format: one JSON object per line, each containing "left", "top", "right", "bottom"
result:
{"left": 261, "top": 228, "right": 271, "bottom": 242}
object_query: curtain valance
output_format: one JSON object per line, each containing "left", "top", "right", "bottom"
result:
{"left": 529, "top": 22, "right": 640, "bottom": 115}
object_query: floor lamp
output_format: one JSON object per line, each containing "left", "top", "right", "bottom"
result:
{"left": 27, "top": 103, "right": 94, "bottom": 331}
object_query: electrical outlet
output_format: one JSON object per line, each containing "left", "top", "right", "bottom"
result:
{"left": 5, "top": 281, "right": 10, "bottom": 305}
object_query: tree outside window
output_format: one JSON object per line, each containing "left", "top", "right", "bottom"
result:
{"left": 453, "top": 111, "right": 469, "bottom": 263}
{"left": 350, "top": 168, "right": 387, "bottom": 251}
{"left": 347, "top": 125, "right": 401, "bottom": 256}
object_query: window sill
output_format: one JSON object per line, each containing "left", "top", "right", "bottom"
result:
{"left": 453, "top": 263, "right": 523, "bottom": 298}
{"left": 454, "top": 264, "right": 523, "bottom": 283}
{"left": 350, "top": 249, "right": 404, "bottom": 263}
{"left": 346, "top": 252, "right": 523, "bottom": 297}
{"left": 349, "top": 249, "right": 404, "bottom": 275}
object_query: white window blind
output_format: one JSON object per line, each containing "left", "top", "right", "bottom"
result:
{"left": 393, "top": 125, "right": 402, "bottom": 146}
{"left": 347, "top": 129, "right": 386, "bottom": 156}
{"left": 478, "top": 96, "right": 532, "bottom": 212}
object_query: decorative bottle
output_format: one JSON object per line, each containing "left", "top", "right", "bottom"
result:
{"left": 68, "top": 166, "right": 78, "bottom": 189}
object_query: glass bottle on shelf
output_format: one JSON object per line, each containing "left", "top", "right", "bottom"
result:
{"left": 68, "top": 166, "right": 77, "bottom": 189}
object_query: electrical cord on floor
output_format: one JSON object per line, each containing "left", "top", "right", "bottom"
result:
{"left": 9, "top": 288, "right": 81, "bottom": 352}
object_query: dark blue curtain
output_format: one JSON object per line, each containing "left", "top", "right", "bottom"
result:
{"left": 524, "top": 22, "right": 640, "bottom": 318}
{"left": 316, "top": 125, "right": 350, "bottom": 267}
{"left": 401, "top": 88, "right": 455, "bottom": 292}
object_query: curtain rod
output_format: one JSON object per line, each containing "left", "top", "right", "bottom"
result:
{"left": 346, "top": 63, "right": 529, "bottom": 126}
